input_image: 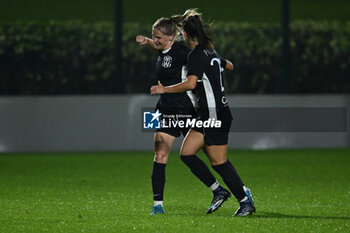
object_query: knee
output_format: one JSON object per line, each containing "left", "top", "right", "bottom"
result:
{"left": 154, "top": 152, "right": 169, "bottom": 164}
{"left": 209, "top": 157, "right": 226, "bottom": 166}
{"left": 180, "top": 146, "right": 197, "bottom": 156}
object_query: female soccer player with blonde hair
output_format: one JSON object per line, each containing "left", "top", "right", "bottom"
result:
{"left": 151, "top": 9, "right": 255, "bottom": 216}
{"left": 137, "top": 11, "right": 231, "bottom": 215}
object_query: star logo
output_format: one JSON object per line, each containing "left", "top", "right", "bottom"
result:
{"left": 151, "top": 110, "right": 162, "bottom": 122}
{"left": 143, "top": 110, "right": 162, "bottom": 129}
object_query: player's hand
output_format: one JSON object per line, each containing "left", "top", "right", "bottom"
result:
{"left": 150, "top": 81, "right": 165, "bottom": 95}
{"left": 136, "top": 35, "right": 148, "bottom": 45}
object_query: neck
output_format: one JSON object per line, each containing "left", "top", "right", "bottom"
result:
{"left": 162, "top": 41, "right": 175, "bottom": 51}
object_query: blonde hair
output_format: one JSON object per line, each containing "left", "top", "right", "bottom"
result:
{"left": 182, "top": 9, "right": 201, "bottom": 18}
{"left": 152, "top": 9, "right": 202, "bottom": 41}
{"left": 152, "top": 16, "right": 183, "bottom": 41}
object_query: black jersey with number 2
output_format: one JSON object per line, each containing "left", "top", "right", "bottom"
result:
{"left": 155, "top": 41, "right": 196, "bottom": 114}
{"left": 187, "top": 45, "right": 232, "bottom": 121}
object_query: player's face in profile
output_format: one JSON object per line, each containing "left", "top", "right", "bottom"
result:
{"left": 152, "top": 28, "right": 172, "bottom": 51}
{"left": 183, "top": 31, "right": 189, "bottom": 44}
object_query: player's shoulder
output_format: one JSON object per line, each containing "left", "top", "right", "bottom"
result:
{"left": 212, "top": 49, "right": 223, "bottom": 59}
{"left": 188, "top": 45, "right": 209, "bottom": 61}
{"left": 173, "top": 41, "right": 190, "bottom": 52}
{"left": 188, "top": 44, "right": 201, "bottom": 56}
{"left": 187, "top": 49, "right": 196, "bottom": 63}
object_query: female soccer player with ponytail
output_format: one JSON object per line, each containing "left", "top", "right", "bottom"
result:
{"left": 151, "top": 9, "right": 256, "bottom": 216}
{"left": 137, "top": 12, "right": 231, "bottom": 215}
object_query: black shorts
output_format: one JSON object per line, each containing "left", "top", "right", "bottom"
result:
{"left": 156, "top": 126, "right": 190, "bottom": 138}
{"left": 156, "top": 109, "right": 197, "bottom": 138}
{"left": 193, "top": 108, "right": 233, "bottom": 146}
{"left": 192, "top": 118, "right": 232, "bottom": 145}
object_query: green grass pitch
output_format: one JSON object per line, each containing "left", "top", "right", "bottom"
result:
{"left": 0, "top": 149, "right": 349, "bottom": 232}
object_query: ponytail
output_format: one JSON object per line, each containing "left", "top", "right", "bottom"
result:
{"left": 182, "top": 9, "right": 214, "bottom": 51}
{"left": 152, "top": 8, "right": 214, "bottom": 48}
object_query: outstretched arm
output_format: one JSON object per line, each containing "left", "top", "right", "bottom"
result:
{"left": 136, "top": 35, "right": 156, "bottom": 49}
{"left": 150, "top": 75, "right": 198, "bottom": 95}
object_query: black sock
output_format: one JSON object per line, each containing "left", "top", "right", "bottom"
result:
{"left": 180, "top": 155, "right": 216, "bottom": 188}
{"left": 212, "top": 161, "right": 246, "bottom": 201}
{"left": 226, "top": 159, "right": 244, "bottom": 187}
{"left": 151, "top": 162, "right": 166, "bottom": 201}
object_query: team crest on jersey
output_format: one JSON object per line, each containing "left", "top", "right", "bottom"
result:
{"left": 162, "top": 55, "right": 172, "bottom": 68}
{"left": 222, "top": 96, "right": 228, "bottom": 105}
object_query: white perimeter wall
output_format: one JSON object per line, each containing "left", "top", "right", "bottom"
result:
{"left": 0, "top": 95, "right": 349, "bottom": 152}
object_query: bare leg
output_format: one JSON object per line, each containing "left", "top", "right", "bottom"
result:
{"left": 180, "top": 129, "right": 205, "bottom": 156}
{"left": 154, "top": 132, "right": 176, "bottom": 163}
{"left": 204, "top": 144, "right": 228, "bottom": 166}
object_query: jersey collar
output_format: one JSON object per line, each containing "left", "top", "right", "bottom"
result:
{"left": 162, "top": 47, "right": 172, "bottom": 54}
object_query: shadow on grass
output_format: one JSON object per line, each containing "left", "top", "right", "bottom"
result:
{"left": 165, "top": 211, "right": 350, "bottom": 221}
{"left": 250, "top": 212, "right": 350, "bottom": 221}
{"left": 163, "top": 204, "right": 350, "bottom": 221}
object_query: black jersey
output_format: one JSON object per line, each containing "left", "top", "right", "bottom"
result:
{"left": 155, "top": 41, "right": 196, "bottom": 114}
{"left": 187, "top": 45, "right": 232, "bottom": 121}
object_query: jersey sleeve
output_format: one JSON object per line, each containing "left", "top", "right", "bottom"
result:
{"left": 220, "top": 58, "right": 227, "bottom": 69}
{"left": 216, "top": 51, "right": 227, "bottom": 69}
{"left": 187, "top": 52, "right": 204, "bottom": 80}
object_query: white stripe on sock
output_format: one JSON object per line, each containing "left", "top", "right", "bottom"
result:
{"left": 210, "top": 180, "right": 220, "bottom": 191}
{"left": 154, "top": 201, "right": 163, "bottom": 207}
